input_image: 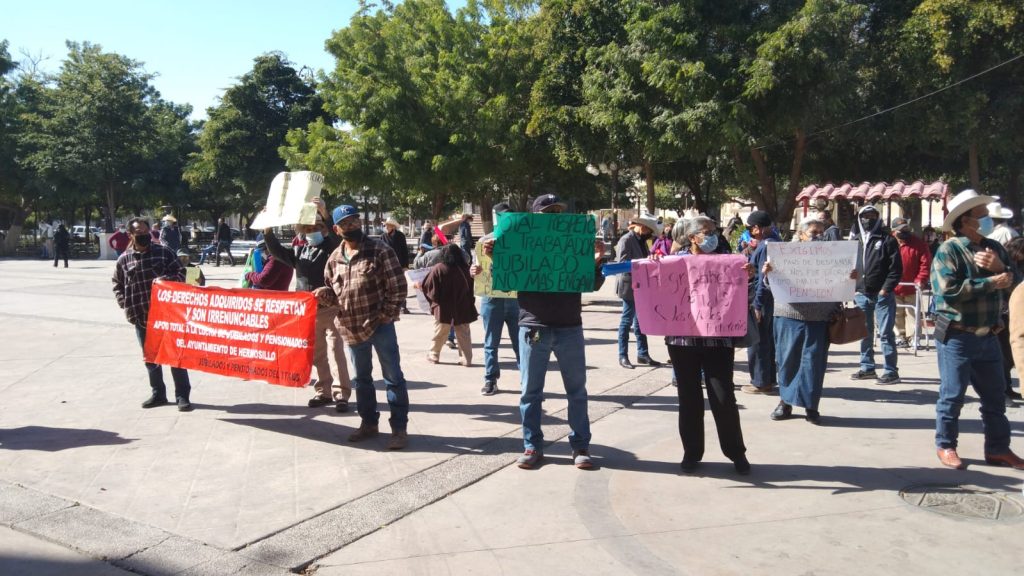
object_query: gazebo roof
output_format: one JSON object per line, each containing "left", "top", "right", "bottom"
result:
{"left": 796, "top": 180, "right": 948, "bottom": 203}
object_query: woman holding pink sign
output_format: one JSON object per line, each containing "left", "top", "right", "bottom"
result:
{"left": 667, "top": 216, "right": 754, "bottom": 476}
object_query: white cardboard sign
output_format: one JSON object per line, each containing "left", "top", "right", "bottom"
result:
{"left": 250, "top": 171, "right": 324, "bottom": 230}
{"left": 766, "top": 240, "right": 858, "bottom": 303}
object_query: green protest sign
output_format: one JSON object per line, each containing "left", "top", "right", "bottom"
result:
{"left": 491, "top": 212, "right": 596, "bottom": 293}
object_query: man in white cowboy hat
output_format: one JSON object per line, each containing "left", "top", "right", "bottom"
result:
{"left": 381, "top": 216, "right": 411, "bottom": 314}
{"left": 986, "top": 200, "right": 1019, "bottom": 246}
{"left": 614, "top": 213, "right": 664, "bottom": 369}
{"left": 931, "top": 189, "right": 1023, "bottom": 470}
{"left": 159, "top": 215, "right": 181, "bottom": 252}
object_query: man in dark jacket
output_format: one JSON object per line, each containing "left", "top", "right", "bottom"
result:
{"left": 820, "top": 210, "right": 842, "bottom": 241}
{"left": 263, "top": 199, "right": 352, "bottom": 412}
{"left": 483, "top": 194, "right": 606, "bottom": 470}
{"left": 53, "top": 224, "right": 70, "bottom": 268}
{"left": 381, "top": 217, "right": 411, "bottom": 314}
{"left": 458, "top": 213, "right": 474, "bottom": 260}
{"left": 850, "top": 205, "right": 903, "bottom": 383}
{"left": 614, "top": 214, "right": 662, "bottom": 369}
{"left": 214, "top": 218, "right": 235, "bottom": 266}
{"left": 743, "top": 210, "right": 778, "bottom": 394}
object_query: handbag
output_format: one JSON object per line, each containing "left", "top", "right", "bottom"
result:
{"left": 828, "top": 305, "right": 868, "bottom": 344}
{"left": 732, "top": 306, "right": 761, "bottom": 348}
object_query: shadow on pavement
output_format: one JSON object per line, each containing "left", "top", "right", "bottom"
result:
{"left": 0, "top": 426, "right": 134, "bottom": 452}
{"left": 824, "top": 387, "right": 940, "bottom": 405}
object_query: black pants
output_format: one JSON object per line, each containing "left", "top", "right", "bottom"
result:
{"left": 668, "top": 345, "right": 746, "bottom": 462}
{"left": 53, "top": 248, "right": 69, "bottom": 267}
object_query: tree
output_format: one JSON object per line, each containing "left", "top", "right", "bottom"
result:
{"left": 186, "top": 52, "right": 328, "bottom": 226}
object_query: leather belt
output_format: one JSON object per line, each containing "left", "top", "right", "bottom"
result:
{"left": 949, "top": 322, "right": 1000, "bottom": 336}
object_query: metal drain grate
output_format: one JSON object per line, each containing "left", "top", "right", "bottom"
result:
{"left": 901, "top": 484, "right": 1024, "bottom": 521}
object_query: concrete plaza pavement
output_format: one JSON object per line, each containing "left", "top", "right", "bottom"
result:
{"left": 0, "top": 257, "right": 1021, "bottom": 575}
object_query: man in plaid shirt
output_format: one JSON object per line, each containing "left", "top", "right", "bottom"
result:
{"left": 113, "top": 218, "right": 193, "bottom": 411}
{"left": 931, "top": 189, "right": 1023, "bottom": 470}
{"left": 315, "top": 205, "right": 410, "bottom": 450}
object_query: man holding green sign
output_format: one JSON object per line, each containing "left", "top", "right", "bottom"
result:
{"left": 486, "top": 194, "right": 605, "bottom": 469}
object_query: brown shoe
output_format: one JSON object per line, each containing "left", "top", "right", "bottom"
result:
{"left": 936, "top": 448, "right": 965, "bottom": 470}
{"left": 348, "top": 424, "right": 379, "bottom": 442}
{"left": 387, "top": 430, "right": 408, "bottom": 450}
{"left": 984, "top": 450, "right": 1024, "bottom": 470}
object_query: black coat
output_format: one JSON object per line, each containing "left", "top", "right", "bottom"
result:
{"left": 382, "top": 229, "right": 410, "bottom": 268}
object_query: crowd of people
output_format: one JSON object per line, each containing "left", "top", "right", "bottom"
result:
{"left": 107, "top": 189, "right": 1024, "bottom": 474}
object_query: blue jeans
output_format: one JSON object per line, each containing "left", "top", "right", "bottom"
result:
{"left": 747, "top": 299, "right": 776, "bottom": 388}
{"left": 134, "top": 324, "right": 190, "bottom": 401}
{"left": 855, "top": 292, "right": 898, "bottom": 375}
{"left": 481, "top": 297, "right": 520, "bottom": 383}
{"left": 935, "top": 331, "right": 1011, "bottom": 453}
{"left": 519, "top": 325, "right": 590, "bottom": 451}
{"left": 618, "top": 299, "right": 649, "bottom": 359}
{"left": 346, "top": 322, "right": 409, "bottom": 430}
{"left": 774, "top": 317, "right": 830, "bottom": 410}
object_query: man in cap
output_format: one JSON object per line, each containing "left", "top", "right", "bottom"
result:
{"left": 614, "top": 214, "right": 663, "bottom": 369}
{"left": 263, "top": 198, "right": 352, "bottom": 411}
{"left": 159, "top": 215, "right": 181, "bottom": 253}
{"left": 314, "top": 205, "right": 410, "bottom": 449}
{"left": 482, "top": 194, "right": 606, "bottom": 469}
{"left": 459, "top": 213, "right": 475, "bottom": 260}
{"left": 113, "top": 218, "right": 193, "bottom": 411}
{"left": 931, "top": 189, "right": 1023, "bottom": 469}
{"left": 850, "top": 205, "right": 902, "bottom": 384}
{"left": 742, "top": 210, "right": 778, "bottom": 394}
{"left": 890, "top": 217, "right": 931, "bottom": 348}
{"left": 418, "top": 220, "right": 435, "bottom": 255}
{"left": 381, "top": 217, "right": 411, "bottom": 314}
{"left": 820, "top": 210, "right": 842, "bottom": 242}
{"left": 469, "top": 202, "right": 520, "bottom": 396}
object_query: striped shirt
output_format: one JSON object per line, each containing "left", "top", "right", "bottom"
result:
{"left": 112, "top": 244, "right": 185, "bottom": 326}
{"left": 322, "top": 237, "right": 408, "bottom": 345}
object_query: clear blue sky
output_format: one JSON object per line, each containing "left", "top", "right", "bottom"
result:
{"left": 4, "top": 0, "right": 373, "bottom": 119}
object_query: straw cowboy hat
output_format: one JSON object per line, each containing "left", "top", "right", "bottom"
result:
{"left": 161, "top": 215, "right": 177, "bottom": 223}
{"left": 384, "top": 217, "right": 400, "bottom": 227}
{"left": 942, "top": 189, "right": 996, "bottom": 232}
{"left": 629, "top": 214, "right": 661, "bottom": 234}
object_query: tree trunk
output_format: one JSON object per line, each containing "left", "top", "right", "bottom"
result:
{"left": 105, "top": 182, "right": 117, "bottom": 233}
{"left": 748, "top": 146, "right": 777, "bottom": 218}
{"left": 968, "top": 141, "right": 981, "bottom": 190}
{"left": 0, "top": 204, "right": 26, "bottom": 256}
{"left": 730, "top": 146, "right": 762, "bottom": 202}
{"left": 480, "top": 193, "right": 494, "bottom": 235}
{"left": 1007, "top": 162, "right": 1021, "bottom": 218}
{"left": 431, "top": 190, "right": 445, "bottom": 220}
{"left": 643, "top": 159, "right": 655, "bottom": 215}
{"left": 781, "top": 128, "right": 808, "bottom": 231}
{"left": 609, "top": 167, "right": 619, "bottom": 236}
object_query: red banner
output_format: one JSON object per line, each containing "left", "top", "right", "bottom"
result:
{"left": 143, "top": 279, "right": 316, "bottom": 387}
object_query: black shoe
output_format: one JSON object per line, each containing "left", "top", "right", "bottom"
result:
{"left": 680, "top": 458, "right": 700, "bottom": 473}
{"left": 619, "top": 357, "right": 635, "bottom": 369}
{"left": 308, "top": 395, "right": 332, "bottom": 408}
{"left": 1007, "top": 390, "right": 1022, "bottom": 400}
{"left": 142, "top": 395, "right": 169, "bottom": 409}
{"left": 733, "top": 456, "right": 751, "bottom": 475}
{"left": 636, "top": 356, "right": 662, "bottom": 367}
{"left": 1006, "top": 395, "right": 1018, "bottom": 408}
{"left": 481, "top": 381, "right": 497, "bottom": 396}
{"left": 770, "top": 401, "right": 793, "bottom": 421}
{"left": 877, "top": 372, "right": 901, "bottom": 385}
{"left": 177, "top": 398, "right": 193, "bottom": 412}
{"left": 850, "top": 369, "right": 878, "bottom": 381}
{"left": 334, "top": 399, "right": 349, "bottom": 413}
{"left": 805, "top": 409, "right": 821, "bottom": 425}
{"left": 447, "top": 340, "right": 458, "bottom": 350}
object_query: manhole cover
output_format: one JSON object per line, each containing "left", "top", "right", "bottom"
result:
{"left": 901, "top": 484, "right": 1024, "bottom": 521}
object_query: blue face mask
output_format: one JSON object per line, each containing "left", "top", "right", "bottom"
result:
{"left": 697, "top": 233, "right": 718, "bottom": 253}
{"left": 306, "top": 231, "right": 324, "bottom": 246}
{"left": 977, "top": 216, "right": 994, "bottom": 236}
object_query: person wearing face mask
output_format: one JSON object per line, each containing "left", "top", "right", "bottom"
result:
{"left": 742, "top": 210, "right": 779, "bottom": 395}
{"left": 890, "top": 218, "right": 932, "bottom": 348}
{"left": 922, "top": 226, "right": 941, "bottom": 257}
{"left": 985, "top": 201, "right": 1018, "bottom": 246}
{"left": 263, "top": 198, "right": 353, "bottom": 412}
{"left": 763, "top": 218, "right": 858, "bottom": 424}
{"left": 849, "top": 205, "right": 903, "bottom": 384}
{"left": 668, "top": 216, "right": 755, "bottom": 475}
{"left": 931, "top": 189, "right": 1023, "bottom": 470}
{"left": 314, "top": 205, "right": 410, "bottom": 450}
{"left": 113, "top": 218, "right": 193, "bottom": 411}
{"left": 614, "top": 214, "right": 664, "bottom": 369}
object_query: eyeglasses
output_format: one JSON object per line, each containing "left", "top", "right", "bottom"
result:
{"left": 337, "top": 218, "right": 361, "bottom": 230}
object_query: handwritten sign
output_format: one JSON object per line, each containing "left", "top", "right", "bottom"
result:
{"left": 766, "top": 241, "right": 857, "bottom": 303}
{"left": 474, "top": 242, "right": 516, "bottom": 298}
{"left": 491, "top": 212, "right": 596, "bottom": 293}
{"left": 405, "top": 268, "right": 432, "bottom": 313}
{"left": 144, "top": 280, "right": 315, "bottom": 387}
{"left": 632, "top": 255, "right": 748, "bottom": 337}
{"left": 250, "top": 171, "right": 324, "bottom": 229}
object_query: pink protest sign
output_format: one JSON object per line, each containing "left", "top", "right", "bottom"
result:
{"left": 632, "top": 255, "right": 748, "bottom": 337}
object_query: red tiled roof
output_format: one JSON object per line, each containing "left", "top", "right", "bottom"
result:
{"left": 796, "top": 180, "right": 948, "bottom": 203}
